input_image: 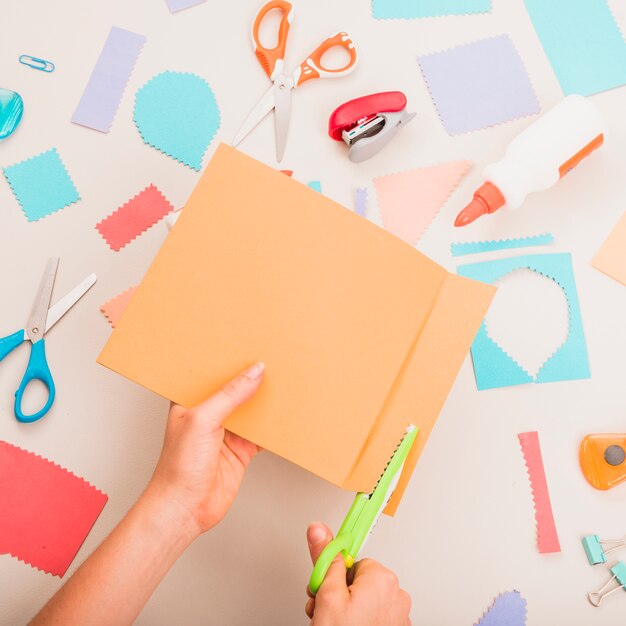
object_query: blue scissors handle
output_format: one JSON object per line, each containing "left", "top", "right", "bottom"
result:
{"left": 0, "top": 329, "right": 26, "bottom": 360}
{"left": 14, "top": 338, "right": 56, "bottom": 423}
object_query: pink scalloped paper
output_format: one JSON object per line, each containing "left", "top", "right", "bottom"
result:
{"left": 0, "top": 440, "right": 108, "bottom": 577}
{"left": 101, "top": 286, "right": 138, "bottom": 328}
{"left": 96, "top": 184, "right": 174, "bottom": 251}
{"left": 373, "top": 161, "right": 471, "bottom": 245}
{"left": 518, "top": 432, "right": 560, "bottom": 554}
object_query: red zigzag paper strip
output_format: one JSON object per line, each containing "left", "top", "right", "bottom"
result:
{"left": 518, "top": 431, "right": 561, "bottom": 554}
{"left": 0, "top": 441, "right": 108, "bottom": 577}
{"left": 96, "top": 184, "right": 174, "bottom": 251}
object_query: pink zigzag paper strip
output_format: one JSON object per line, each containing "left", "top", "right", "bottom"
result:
{"left": 100, "top": 286, "right": 138, "bottom": 328}
{"left": 373, "top": 160, "right": 471, "bottom": 245}
{"left": 518, "top": 431, "right": 561, "bottom": 554}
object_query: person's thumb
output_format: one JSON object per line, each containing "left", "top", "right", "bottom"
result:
{"left": 307, "top": 522, "right": 334, "bottom": 564}
{"left": 191, "top": 362, "right": 265, "bottom": 427}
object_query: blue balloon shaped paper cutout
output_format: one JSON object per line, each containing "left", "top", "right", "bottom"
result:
{"left": 134, "top": 71, "right": 220, "bottom": 171}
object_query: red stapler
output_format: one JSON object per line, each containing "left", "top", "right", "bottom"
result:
{"left": 328, "top": 91, "right": 415, "bottom": 162}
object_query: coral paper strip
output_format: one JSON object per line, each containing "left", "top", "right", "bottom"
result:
{"left": 71, "top": 27, "right": 145, "bottom": 132}
{"left": 0, "top": 441, "right": 108, "bottom": 577}
{"left": 475, "top": 591, "right": 527, "bottom": 626}
{"left": 518, "top": 432, "right": 561, "bottom": 554}
{"left": 101, "top": 287, "right": 138, "bottom": 328}
{"left": 374, "top": 161, "right": 471, "bottom": 245}
{"left": 592, "top": 211, "right": 626, "bottom": 285}
{"left": 96, "top": 185, "right": 174, "bottom": 251}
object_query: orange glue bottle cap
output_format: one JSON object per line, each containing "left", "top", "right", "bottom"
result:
{"left": 454, "top": 182, "right": 506, "bottom": 227}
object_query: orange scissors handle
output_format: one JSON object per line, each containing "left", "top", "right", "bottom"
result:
{"left": 295, "top": 32, "right": 358, "bottom": 88}
{"left": 252, "top": 0, "right": 294, "bottom": 80}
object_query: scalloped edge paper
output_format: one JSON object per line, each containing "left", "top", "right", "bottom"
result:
{"left": 451, "top": 233, "right": 554, "bottom": 256}
{"left": 96, "top": 184, "right": 174, "bottom": 252}
{"left": 373, "top": 0, "right": 491, "bottom": 19}
{"left": 475, "top": 590, "right": 527, "bottom": 626}
{"left": 72, "top": 27, "right": 146, "bottom": 133}
{"left": 0, "top": 440, "right": 108, "bottom": 577}
{"left": 355, "top": 187, "right": 368, "bottom": 217}
{"left": 100, "top": 286, "right": 138, "bottom": 327}
{"left": 418, "top": 35, "right": 540, "bottom": 136}
{"left": 518, "top": 432, "right": 561, "bottom": 554}
{"left": 373, "top": 160, "right": 471, "bottom": 245}
{"left": 134, "top": 71, "right": 221, "bottom": 171}
{"left": 3, "top": 148, "right": 80, "bottom": 222}
{"left": 457, "top": 253, "right": 590, "bottom": 390}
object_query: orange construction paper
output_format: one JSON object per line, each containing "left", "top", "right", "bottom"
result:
{"left": 374, "top": 161, "right": 472, "bottom": 245}
{"left": 100, "top": 286, "right": 138, "bottom": 328}
{"left": 592, "top": 211, "right": 626, "bottom": 285}
{"left": 98, "top": 144, "right": 494, "bottom": 512}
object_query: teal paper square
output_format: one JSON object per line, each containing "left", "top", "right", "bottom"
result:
{"left": 3, "top": 148, "right": 80, "bottom": 221}
{"left": 373, "top": 0, "right": 491, "bottom": 19}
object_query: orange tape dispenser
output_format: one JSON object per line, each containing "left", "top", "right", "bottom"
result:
{"left": 580, "top": 434, "right": 626, "bottom": 490}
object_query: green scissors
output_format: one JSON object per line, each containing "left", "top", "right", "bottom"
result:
{"left": 309, "top": 425, "right": 418, "bottom": 594}
{"left": 0, "top": 258, "right": 96, "bottom": 423}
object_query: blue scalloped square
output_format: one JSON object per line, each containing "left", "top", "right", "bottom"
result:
{"left": 373, "top": 0, "right": 491, "bottom": 19}
{"left": 457, "top": 253, "right": 590, "bottom": 390}
{"left": 3, "top": 148, "right": 80, "bottom": 221}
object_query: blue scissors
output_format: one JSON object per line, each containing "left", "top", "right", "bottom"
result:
{"left": 0, "top": 258, "right": 97, "bottom": 423}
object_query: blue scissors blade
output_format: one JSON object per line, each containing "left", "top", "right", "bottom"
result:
{"left": 232, "top": 84, "right": 277, "bottom": 147}
{"left": 26, "top": 258, "right": 59, "bottom": 344}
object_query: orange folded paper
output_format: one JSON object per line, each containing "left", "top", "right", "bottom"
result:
{"left": 98, "top": 145, "right": 494, "bottom": 514}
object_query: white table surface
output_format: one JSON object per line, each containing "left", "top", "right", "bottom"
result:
{"left": 2, "top": 1, "right": 626, "bottom": 624}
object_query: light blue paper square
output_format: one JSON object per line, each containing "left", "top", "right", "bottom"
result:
{"left": 373, "top": 0, "right": 491, "bottom": 19}
{"left": 457, "top": 253, "right": 590, "bottom": 390}
{"left": 3, "top": 148, "right": 80, "bottom": 221}
{"left": 525, "top": 0, "right": 626, "bottom": 96}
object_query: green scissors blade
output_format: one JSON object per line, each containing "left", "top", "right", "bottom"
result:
{"left": 309, "top": 425, "right": 418, "bottom": 594}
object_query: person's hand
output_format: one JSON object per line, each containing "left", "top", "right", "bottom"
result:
{"left": 145, "top": 362, "right": 265, "bottom": 539}
{"left": 305, "top": 522, "right": 411, "bottom": 626}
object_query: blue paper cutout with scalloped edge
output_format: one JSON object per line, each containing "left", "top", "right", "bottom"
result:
{"left": 373, "top": 0, "right": 491, "bottom": 19}
{"left": 457, "top": 253, "right": 590, "bottom": 390}
{"left": 475, "top": 591, "right": 527, "bottom": 626}
{"left": 134, "top": 71, "right": 220, "bottom": 171}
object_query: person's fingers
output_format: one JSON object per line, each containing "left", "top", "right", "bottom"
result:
{"left": 187, "top": 362, "right": 265, "bottom": 428}
{"left": 350, "top": 558, "right": 399, "bottom": 593}
{"left": 304, "top": 598, "right": 315, "bottom": 619}
{"left": 307, "top": 522, "right": 333, "bottom": 564}
{"left": 224, "top": 431, "right": 261, "bottom": 467}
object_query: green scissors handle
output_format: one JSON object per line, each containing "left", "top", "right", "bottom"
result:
{"left": 309, "top": 533, "right": 354, "bottom": 595}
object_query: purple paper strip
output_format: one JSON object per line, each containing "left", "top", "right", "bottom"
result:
{"left": 355, "top": 188, "right": 367, "bottom": 217}
{"left": 418, "top": 35, "right": 539, "bottom": 136}
{"left": 476, "top": 590, "right": 527, "bottom": 626}
{"left": 71, "top": 27, "right": 146, "bottom": 133}
{"left": 166, "top": 0, "right": 206, "bottom": 12}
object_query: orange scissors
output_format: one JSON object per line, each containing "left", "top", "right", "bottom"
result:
{"left": 232, "top": 0, "right": 358, "bottom": 161}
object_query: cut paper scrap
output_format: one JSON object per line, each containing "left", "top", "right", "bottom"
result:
{"left": 96, "top": 184, "right": 174, "bottom": 252}
{"left": 418, "top": 35, "right": 540, "bottom": 136}
{"left": 518, "top": 432, "right": 561, "bottom": 554}
{"left": 98, "top": 144, "right": 495, "bottom": 516}
{"left": 166, "top": 0, "right": 206, "bottom": 12}
{"left": 475, "top": 591, "right": 527, "bottom": 626}
{"left": 307, "top": 181, "right": 322, "bottom": 193}
{"left": 134, "top": 71, "right": 220, "bottom": 171}
{"left": 3, "top": 148, "right": 80, "bottom": 222}
{"left": 0, "top": 440, "right": 108, "bottom": 577}
{"left": 100, "top": 286, "right": 138, "bottom": 328}
{"left": 355, "top": 188, "right": 368, "bottom": 217}
{"left": 373, "top": 0, "right": 491, "bottom": 19}
{"left": 373, "top": 160, "right": 471, "bottom": 245}
{"left": 592, "top": 211, "right": 626, "bottom": 285}
{"left": 458, "top": 253, "right": 590, "bottom": 390}
{"left": 451, "top": 233, "right": 554, "bottom": 257}
{"left": 71, "top": 27, "right": 145, "bottom": 133}
{"left": 524, "top": 0, "right": 626, "bottom": 97}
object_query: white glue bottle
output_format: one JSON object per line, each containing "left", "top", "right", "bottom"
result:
{"left": 455, "top": 94, "right": 606, "bottom": 227}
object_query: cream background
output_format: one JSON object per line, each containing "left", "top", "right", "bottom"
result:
{"left": 1, "top": 0, "right": 626, "bottom": 624}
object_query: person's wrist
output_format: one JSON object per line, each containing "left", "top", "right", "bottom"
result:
{"left": 140, "top": 480, "right": 203, "bottom": 545}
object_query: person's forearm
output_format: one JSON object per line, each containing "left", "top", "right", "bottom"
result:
{"left": 31, "top": 484, "right": 199, "bottom": 626}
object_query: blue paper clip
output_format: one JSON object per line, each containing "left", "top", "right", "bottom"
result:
{"left": 19, "top": 55, "right": 55, "bottom": 73}
{"left": 589, "top": 561, "right": 626, "bottom": 607}
{"left": 582, "top": 534, "right": 626, "bottom": 565}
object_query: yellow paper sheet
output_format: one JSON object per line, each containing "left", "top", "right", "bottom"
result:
{"left": 98, "top": 144, "right": 494, "bottom": 511}
{"left": 592, "top": 211, "right": 626, "bottom": 285}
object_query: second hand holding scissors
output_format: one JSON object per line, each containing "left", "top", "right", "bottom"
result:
{"left": 232, "top": 0, "right": 358, "bottom": 161}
